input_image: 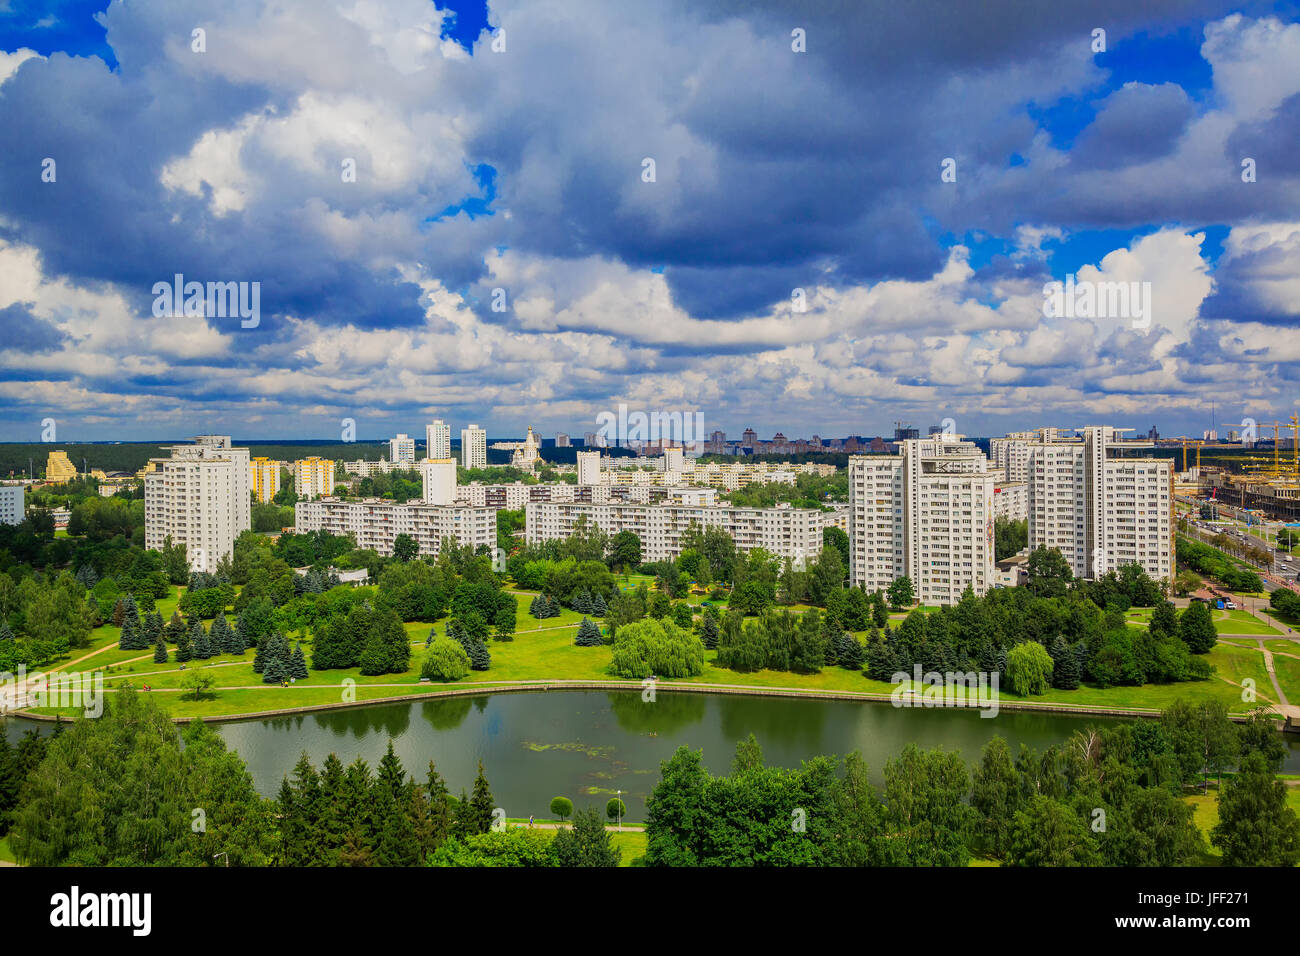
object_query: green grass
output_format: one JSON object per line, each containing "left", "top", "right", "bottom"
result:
{"left": 1272, "top": 653, "right": 1300, "bottom": 702}
{"left": 1214, "top": 609, "right": 1281, "bottom": 635}
{"left": 27, "top": 595, "right": 1273, "bottom": 721}
{"left": 0, "top": 836, "right": 15, "bottom": 864}
{"left": 1263, "top": 639, "right": 1300, "bottom": 656}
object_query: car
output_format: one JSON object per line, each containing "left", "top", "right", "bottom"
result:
{"left": 1225, "top": 601, "right": 1237, "bottom": 610}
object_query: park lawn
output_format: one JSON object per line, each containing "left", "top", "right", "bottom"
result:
{"left": 1206, "top": 643, "right": 1276, "bottom": 704}
{"left": 611, "top": 828, "right": 647, "bottom": 865}
{"left": 1263, "top": 639, "right": 1300, "bottom": 656}
{"left": 1272, "top": 653, "right": 1300, "bottom": 702}
{"left": 1184, "top": 793, "right": 1221, "bottom": 862}
{"left": 1214, "top": 609, "right": 1280, "bottom": 635}
{"left": 0, "top": 835, "right": 14, "bottom": 864}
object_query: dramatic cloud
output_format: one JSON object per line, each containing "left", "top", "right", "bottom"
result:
{"left": 0, "top": 0, "right": 1297, "bottom": 440}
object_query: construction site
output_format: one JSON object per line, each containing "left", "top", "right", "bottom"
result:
{"left": 1164, "top": 414, "right": 1300, "bottom": 522}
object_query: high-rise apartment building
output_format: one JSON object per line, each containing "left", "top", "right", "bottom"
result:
{"left": 295, "top": 457, "right": 335, "bottom": 500}
{"left": 388, "top": 434, "right": 416, "bottom": 468}
{"left": 990, "top": 428, "right": 1064, "bottom": 482}
{"left": 849, "top": 438, "right": 996, "bottom": 604}
{"left": 426, "top": 420, "right": 451, "bottom": 460}
{"left": 461, "top": 424, "right": 487, "bottom": 469}
{"left": 144, "top": 436, "right": 251, "bottom": 573}
{"left": 250, "top": 457, "right": 281, "bottom": 503}
{"left": 1027, "top": 426, "right": 1172, "bottom": 582}
{"left": 576, "top": 450, "right": 602, "bottom": 485}
{"left": 419, "top": 458, "right": 457, "bottom": 506}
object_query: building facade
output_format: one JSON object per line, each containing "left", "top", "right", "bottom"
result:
{"left": 426, "top": 420, "right": 451, "bottom": 460}
{"left": 849, "top": 438, "right": 997, "bottom": 605}
{"left": 526, "top": 500, "right": 834, "bottom": 564}
{"left": 144, "top": 436, "right": 251, "bottom": 572}
{"left": 295, "top": 457, "right": 335, "bottom": 500}
{"left": 45, "top": 450, "right": 78, "bottom": 482}
{"left": 1027, "top": 426, "right": 1173, "bottom": 582}
{"left": 461, "top": 425, "right": 487, "bottom": 469}
{"left": 0, "top": 485, "right": 24, "bottom": 525}
{"left": 295, "top": 498, "right": 495, "bottom": 558}
{"left": 388, "top": 434, "right": 417, "bottom": 468}
{"left": 250, "top": 457, "right": 281, "bottom": 503}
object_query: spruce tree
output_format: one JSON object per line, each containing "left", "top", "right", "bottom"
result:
{"left": 0, "top": 620, "right": 13, "bottom": 642}
{"left": 263, "top": 656, "right": 288, "bottom": 684}
{"left": 575, "top": 617, "right": 603, "bottom": 647}
{"left": 209, "top": 612, "right": 233, "bottom": 655}
{"left": 175, "top": 624, "right": 193, "bottom": 662}
{"left": 468, "top": 639, "right": 491, "bottom": 671}
{"left": 1049, "top": 636, "right": 1080, "bottom": 689}
{"left": 699, "top": 614, "right": 720, "bottom": 651}
{"left": 252, "top": 635, "right": 267, "bottom": 673}
{"left": 118, "top": 616, "right": 138, "bottom": 651}
{"left": 153, "top": 635, "right": 169, "bottom": 664}
{"left": 192, "top": 620, "right": 212, "bottom": 660}
{"left": 593, "top": 593, "right": 608, "bottom": 617}
{"left": 837, "top": 631, "right": 864, "bottom": 670}
{"left": 290, "top": 643, "right": 309, "bottom": 680}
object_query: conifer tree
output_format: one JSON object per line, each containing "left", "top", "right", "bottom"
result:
{"left": 118, "top": 616, "right": 138, "bottom": 651}
{"left": 290, "top": 643, "right": 309, "bottom": 680}
{"left": 468, "top": 638, "right": 491, "bottom": 671}
{"left": 263, "top": 656, "right": 288, "bottom": 684}
{"left": 209, "top": 612, "right": 233, "bottom": 655}
{"left": 575, "top": 617, "right": 603, "bottom": 647}
{"left": 191, "top": 620, "right": 212, "bottom": 660}
{"left": 698, "top": 614, "right": 720, "bottom": 651}
{"left": 175, "top": 624, "right": 193, "bottom": 663}
{"left": 153, "top": 634, "right": 169, "bottom": 664}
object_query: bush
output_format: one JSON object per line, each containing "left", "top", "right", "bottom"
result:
{"left": 421, "top": 637, "right": 471, "bottom": 682}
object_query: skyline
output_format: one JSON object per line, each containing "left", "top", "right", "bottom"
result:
{"left": 2, "top": 1, "right": 1299, "bottom": 441}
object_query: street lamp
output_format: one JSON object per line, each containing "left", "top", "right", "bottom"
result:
{"left": 616, "top": 790, "right": 622, "bottom": 832}
{"left": 214, "top": 851, "right": 229, "bottom": 867}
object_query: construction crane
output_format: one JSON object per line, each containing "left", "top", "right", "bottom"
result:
{"left": 1178, "top": 438, "right": 1205, "bottom": 472}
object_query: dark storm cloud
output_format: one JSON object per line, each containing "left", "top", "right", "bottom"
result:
{"left": 0, "top": 302, "right": 67, "bottom": 352}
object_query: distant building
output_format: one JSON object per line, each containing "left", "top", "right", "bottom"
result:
{"left": 555, "top": 432, "right": 571, "bottom": 447}
{"left": 419, "top": 458, "right": 457, "bottom": 506}
{"left": 295, "top": 457, "right": 335, "bottom": 500}
{"left": 45, "top": 450, "right": 78, "bottom": 482}
{"left": 250, "top": 457, "right": 281, "bottom": 503}
{"left": 461, "top": 425, "right": 487, "bottom": 469}
{"left": 0, "top": 485, "right": 24, "bottom": 525}
{"left": 388, "top": 434, "right": 417, "bottom": 467}
{"left": 510, "top": 426, "right": 542, "bottom": 471}
{"left": 576, "top": 450, "right": 602, "bottom": 485}
{"left": 426, "top": 420, "right": 451, "bottom": 459}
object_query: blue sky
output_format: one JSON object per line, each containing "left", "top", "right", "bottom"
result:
{"left": 1, "top": 0, "right": 1298, "bottom": 442}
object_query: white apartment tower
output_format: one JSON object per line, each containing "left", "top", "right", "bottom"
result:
{"left": 144, "top": 436, "right": 251, "bottom": 573}
{"left": 576, "top": 450, "right": 602, "bottom": 485}
{"left": 461, "top": 425, "right": 487, "bottom": 469}
{"left": 1027, "top": 426, "right": 1172, "bottom": 582}
{"left": 388, "top": 434, "right": 417, "bottom": 468}
{"left": 849, "top": 438, "right": 996, "bottom": 605}
{"left": 420, "top": 458, "right": 458, "bottom": 506}
{"left": 426, "top": 420, "right": 451, "bottom": 460}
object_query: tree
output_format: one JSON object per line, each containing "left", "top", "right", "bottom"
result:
{"left": 698, "top": 613, "right": 720, "bottom": 651}
{"left": 609, "top": 618, "right": 706, "bottom": 679}
{"left": 971, "top": 737, "right": 1020, "bottom": 859}
{"left": 392, "top": 534, "right": 418, "bottom": 562}
{"left": 551, "top": 806, "right": 620, "bottom": 866}
{"left": 181, "top": 670, "right": 216, "bottom": 701}
{"left": 1006, "top": 641, "right": 1053, "bottom": 696}
{"left": 1006, "top": 795, "right": 1098, "bottom": 866}
{"left": 886, "top": 576, "right": 914, "bottom": 610}
{"left": 574, "top": 617, "right": 603, "bottom": 647}
{"left": 549, "top": 795, "right": 574, "bottom": 823}
{"left": 608, "top": 531, "right": 642, "bottom": 573}
{"left": 466, "top": 762, "right": 495, "bottom": 835}
{"left": 881, "top": 745, "right": 972, "bottom": 867}
{"left": 263, "top": 656, "right": 288, "bottom": 684}
{"left": 606, "top": 797, "right": 627, "bottom": 825}
{"left": 1049, "top": 636, "right": 1080, "bottom": 689}
{"left": 993, "top": 517, "right": 1028, "bottom": 562}
{"left": 1177, "top": 600, "right": 1217, "bottom": 654}
{"left": 153, "top": 634, "right": 168, "bottom": 664}
{"left": 289, "top": 643, "right": 309, "bottom": 680}
{"left": 421, "top": 637, "right": 471, "bottom": 682}
{"left": 1026, "top": 546, "right": 1073, "bottom": 598}
{"left": 1211, "top": 752, "right": 1300, "bottom": 866}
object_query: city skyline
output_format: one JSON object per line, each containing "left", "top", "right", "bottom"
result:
{"left": 1, "top": 1, "right": 1298, "bottom": 441}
